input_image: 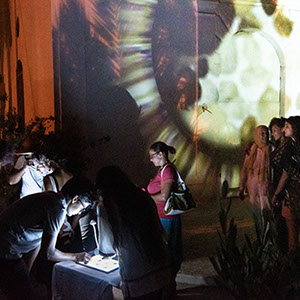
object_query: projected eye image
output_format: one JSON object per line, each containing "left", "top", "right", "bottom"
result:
{"left": 52, "top": 0, "right": 299, "bottom": 194}
{"left": 118, "top": 0, "right": 297, "bottom": 185}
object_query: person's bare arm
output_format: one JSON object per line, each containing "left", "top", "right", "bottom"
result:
{"left": 43, "top": 176, "right": 55, "bottom": 192}
{"left": 150, "top": 179, "right": 174, "bottom": 202}
{"left": 40, "top": 231, "right": 90, "bottom": 263}
{"left": 8, "top": 166, "right": 27, "bottom": 185}
{"left": 8, "top": 156, "right": 28, "bottom": 185}
{"left": 71, "top": 214, "right": 81, "bottom": 230}
{"left": 271, "top": 170, "right": 289, "bottom": 205}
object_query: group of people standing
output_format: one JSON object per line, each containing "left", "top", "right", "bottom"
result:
{"left": 239, "top": 116, "right": 300, "bottom": 252}
{"left": 0, "top": 137, "right": 183, "bottom": 300}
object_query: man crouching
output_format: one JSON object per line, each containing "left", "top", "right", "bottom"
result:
{"left": 0, "top": 176, "right": 96, "bottom": 300}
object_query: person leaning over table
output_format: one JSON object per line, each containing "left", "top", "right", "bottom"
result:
{"left": 0, "top": 176, "right": 96, "bottom": 300}
{"left": 96, "top": 166, "right": 172, "bottom": 300}
{"left": 147, "top": 141, "right": 183, "bottom": 295}
{"left": 43, "top": 155, "right": 96, "bottom": 253}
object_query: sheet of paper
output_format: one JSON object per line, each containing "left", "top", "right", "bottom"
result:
{"left": 77, "top": 255, "right": 119, "bottom": 273}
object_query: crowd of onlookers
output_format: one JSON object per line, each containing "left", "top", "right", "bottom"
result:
{"left": 239, "top": 116, "right": 300, "bottom": 252}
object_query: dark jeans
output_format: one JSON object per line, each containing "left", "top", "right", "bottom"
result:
{"left": 160, "top": 217, "right": 183, "bottom": 275}
{"left": 0, "top": 258, "right": 37, "bottom": 300}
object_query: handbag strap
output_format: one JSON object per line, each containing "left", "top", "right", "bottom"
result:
{"left": 175, "top": 169, "right": 187, "bottom": 190}
{"left": 161, "top": 164, "right": 187, "bottom": 191}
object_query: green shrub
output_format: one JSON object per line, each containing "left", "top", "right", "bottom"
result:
{"left": 210, "top": 200, "right": 300, "bottom": 299}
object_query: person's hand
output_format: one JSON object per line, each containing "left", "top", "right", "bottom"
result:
{"left": 14, "top": 155, "right": 27, "bottom": 170}
{"left": 75, "top": 252, "right": 91, "bottom": 264}
{"left": 239, "top": 189, "right": 245, "bottom": 201}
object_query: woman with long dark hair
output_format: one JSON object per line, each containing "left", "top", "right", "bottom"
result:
{"left": 272, "top": 116, "right": 300, "bottom": 251}
{"left": 147, "top": 141, "right": 183, "bottom": 292}
{"left": 269, "top": 117, "right": 288, "bottom": 191}
{"left": 96, "top": 166, "right": 171, "bottom": 300}
{"left": 268, "top": 117, "right": 290, "bottom": 251}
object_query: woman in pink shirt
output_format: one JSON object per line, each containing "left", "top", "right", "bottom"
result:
{"left": 147, "top": 141, "right": 183, "bottom": 293}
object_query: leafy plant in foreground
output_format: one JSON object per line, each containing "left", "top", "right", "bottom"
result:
{"left": 210, "top": 200, "right": 300, "bottom": 299}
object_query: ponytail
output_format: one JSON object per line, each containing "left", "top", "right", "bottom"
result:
{"left": 150, "top": 141, "right": 176, "bottom": 161}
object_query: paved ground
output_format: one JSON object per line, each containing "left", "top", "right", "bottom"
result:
{"left": 172, "top": 197, "right": 255, "bottom": 299}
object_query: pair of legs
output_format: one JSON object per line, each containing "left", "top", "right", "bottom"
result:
{"left": 160, "top": 216, "right": 183, "bottom": 298}
{"left": 251, "top": 205, "right": 271, "bottom": 234}
{"left": 160, "top": 217, "right": 183, "bottom": 274}
{"left": 282, "top": 204, "right": 299, "bottom": 251}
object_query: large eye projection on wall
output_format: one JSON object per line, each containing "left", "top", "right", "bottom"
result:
{"left": 53, "top": 0, "right": 298, "bottom": 196}
{"left": 118, "top": 0, "right": 293, "bottom": 188}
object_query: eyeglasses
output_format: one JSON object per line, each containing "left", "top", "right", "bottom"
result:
{"left": 149, "top": 152, "right": 159, "bottom": 159}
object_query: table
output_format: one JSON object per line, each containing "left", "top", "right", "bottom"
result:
{"left": 52, "top": 261, "right": 121, "bottom": 300}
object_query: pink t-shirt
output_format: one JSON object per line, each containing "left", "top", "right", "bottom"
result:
{"left": 147, "top": 164, "right": 178, "bottom": 219}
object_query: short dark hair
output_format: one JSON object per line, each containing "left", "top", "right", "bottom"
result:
{"left": 61, "top": 176, "right": 96, "bottom": 207}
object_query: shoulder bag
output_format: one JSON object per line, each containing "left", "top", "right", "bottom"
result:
{"left": 161, "top": 165, "right": 196, "bottom": 216}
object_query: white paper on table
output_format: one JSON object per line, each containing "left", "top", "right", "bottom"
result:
{"left": 77, "top": 255, "right": 119, "bottom": 273}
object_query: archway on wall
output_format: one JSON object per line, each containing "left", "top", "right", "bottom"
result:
{"left": 217, "top": 29, "right": 283, "bottom": 188}
{"left": 234, "top": 29, "right": 285, "bottom": 115}
{"left": 220, "top": 29, "right": 283, "bottom": 125}
{"left": 217, "top": 29, "right": 283, "bottom": 142}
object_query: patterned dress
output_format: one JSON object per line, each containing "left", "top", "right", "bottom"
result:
{"left": 283, "top": 139, "right": 300, "bottom": 223}
{"left": 270, "top": 138, "right": 292, "bottom": 200}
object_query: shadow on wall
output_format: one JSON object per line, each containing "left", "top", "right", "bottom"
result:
{"left": 52, "top": 0, "right": 150, "bottom": 186}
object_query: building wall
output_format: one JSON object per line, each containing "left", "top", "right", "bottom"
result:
{"left": 1, "top": 0, "right": 54, "bottom": 122}
{"left": 4, "top": 0, "right": 297, "bottom": 199}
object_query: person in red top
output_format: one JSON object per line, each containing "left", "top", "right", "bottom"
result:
{"left": 147, "top": 141, "right": 183, "bottom": 294}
